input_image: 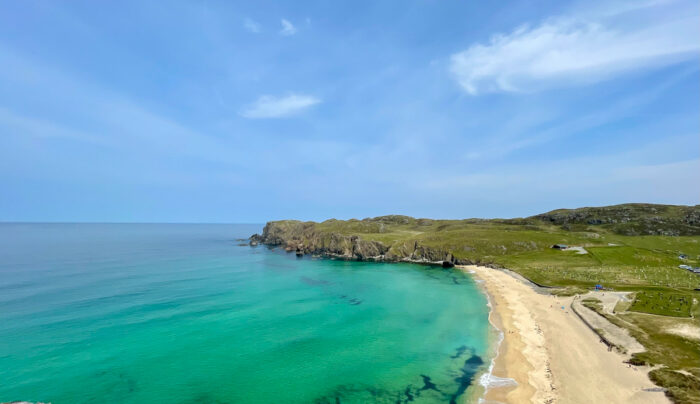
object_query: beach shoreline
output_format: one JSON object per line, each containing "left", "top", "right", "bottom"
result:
{"left": 460, "top": 265, "right": 669, "bottom": 404}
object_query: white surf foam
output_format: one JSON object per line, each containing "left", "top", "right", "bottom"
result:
{"left": 480, "top": 372, "right": 518, "bottom": 388}
{"left": 478, "top": 299, "right": 517, "bottom": 396}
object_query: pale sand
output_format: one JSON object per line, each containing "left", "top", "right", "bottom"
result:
{"left": 665, "top": 324, "right": 700, "bottom": 341}
{"left": 460, "top": 265, "right": 669, "bottom": 404}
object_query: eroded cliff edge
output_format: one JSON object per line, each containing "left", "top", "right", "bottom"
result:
{"left": 249, "top": 219, "right": 463, "bottom": 266}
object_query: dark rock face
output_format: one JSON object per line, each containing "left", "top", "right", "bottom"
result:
{"left": 685, "top": 210, "right": 700, "bottom": 226}
{"left": 442, "top": 260, "right": 455, "bottom": 268}
{"left": 252, "top": 221, "right": 454, "bottom": 264}
{"left": 382, "top": 240, "right": 458, "bottom": 264}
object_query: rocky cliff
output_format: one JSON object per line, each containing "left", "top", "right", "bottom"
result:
{"left": 250, "top": 220, "right": 461, "bottom": 266}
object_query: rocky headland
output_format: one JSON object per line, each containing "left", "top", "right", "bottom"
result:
{"left": 250, "top": 218, "right": 462, "bottom": 267}
{"left": 249, "top": 203, "right": 700, "bottom": 267}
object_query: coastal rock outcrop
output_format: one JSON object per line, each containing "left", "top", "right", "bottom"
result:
{"left": 251, "top": 221, "right": 391, "bottom": 260}
{"left": 251, "top": 221, "right": 458, "bottom": 264}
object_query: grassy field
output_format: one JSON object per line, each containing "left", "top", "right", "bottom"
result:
{"left": 628, "top": 291, "right": 694, "bottom": 317}
{"left": 316, "top": 216, "right": 700, "bottom": 293}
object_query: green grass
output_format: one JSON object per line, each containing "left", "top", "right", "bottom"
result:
{"left": 621, "top": 312, "right": 700, "bottom": 370}
{"left": 649, "top": 368, "right": 700, "bottom": 404}
{"left": 581, "top": 298, "right": 604, "bottom": 312}
{"left": 629, "top": 291, "right": 694, "bottom": 317}
{"left": 313, "top": 216, "right": 700, "bottom": 291}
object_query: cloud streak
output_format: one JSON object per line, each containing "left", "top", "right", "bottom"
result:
{"left": 240, "top": 94, "right": 320, "bottom": 118}
{"left": 243, "top": 18, "right": 261, "bottom": 33}
{"left": 450, "top": 0, "right": 700, "bottom": 94}
{"left": 280, "top": 19, "right": 297, "bottom": 36}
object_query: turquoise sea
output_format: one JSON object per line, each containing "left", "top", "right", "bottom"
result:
{"left": 0, "top": 224, "right": 492, "bottom": 403}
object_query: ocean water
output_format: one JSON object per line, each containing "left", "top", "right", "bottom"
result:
{"left": 0, "top": 224, "right": 492, "bottom": 403}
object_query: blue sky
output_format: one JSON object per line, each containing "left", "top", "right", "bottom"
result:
{"left": 0, "top": 0, "right": 698, "bottom": 223}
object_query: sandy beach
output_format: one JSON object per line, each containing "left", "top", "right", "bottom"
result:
{"left": 460, "top": 265, "right": 669, "bottom": 404}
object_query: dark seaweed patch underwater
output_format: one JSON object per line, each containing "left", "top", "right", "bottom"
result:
{"left": 312, "top": 351, "right": 484, "bottom": 404}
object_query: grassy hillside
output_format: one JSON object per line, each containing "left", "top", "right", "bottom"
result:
{"left": 259, "top": 205, "right": 700, "bottom": 294}
{"left": 307, "top": 208, "right": 700, "bottom": 291}
{"left": 254, "top": 203, "right": 700, "bottom": 403}
{"left": 533, "top": 203, "right": 700, "bottom": 236}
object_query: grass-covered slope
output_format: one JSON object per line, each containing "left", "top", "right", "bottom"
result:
{"left": 254, "top": 204, "right": 700, "bottom": 292}
{"left": 533, "top": 203, "right": 700, "bottom": 236}
{"left": 252, "top": 203, "right": 700, "bottom": 403}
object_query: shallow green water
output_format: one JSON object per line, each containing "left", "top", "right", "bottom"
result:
{"left": 0, "top": 224, "right": 491, "bottom": 403}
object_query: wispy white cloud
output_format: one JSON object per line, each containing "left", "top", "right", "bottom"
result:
{"left": 450, "top": 0, "right": 700, "bottom": 94}
{"left": 241, "top": 94, "right": 320, "bottom": 118}
{"left": 280, "top": 19, "right": 297, "bottom": 36}
{"left": 243, "top": 18, "right": 261, "bottom": 33}
{"left": 459, "top": 64, "right": 698, "bottom": 160}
